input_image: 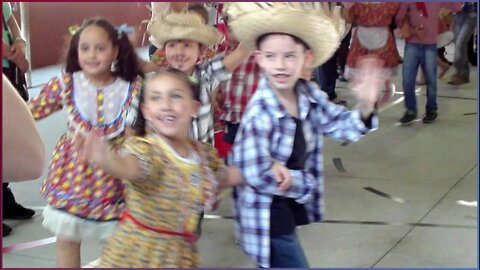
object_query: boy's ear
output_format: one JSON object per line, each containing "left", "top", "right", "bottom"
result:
{"left": 254, "top": 50, "right": 264, "bottom": 69}
{"left": 304, "top": 49, "right": 314, "bottom": 69}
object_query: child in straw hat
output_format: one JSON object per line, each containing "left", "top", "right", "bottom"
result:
{"left": 225, "top": 2, "right": 389, "bottom": 268}
{"left": 145, "top": 10, "right": 251, "bottom": 145}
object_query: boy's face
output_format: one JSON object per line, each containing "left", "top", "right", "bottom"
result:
{"left": 164, "top": 40, "right": 202, "bottom": 74}
{"left": 255, "top": 34, "right": 313, "bottom": 93}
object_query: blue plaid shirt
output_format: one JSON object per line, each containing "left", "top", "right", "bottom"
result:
{"left": 229, "top": 77, "right": 378, "bottom": 267}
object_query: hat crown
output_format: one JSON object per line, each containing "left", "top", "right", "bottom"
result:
{"left": 226, "top": 2, "right": 345, "bottom": 37}
{"left": 161, "top": 12, "right": 203, "bottom": 27}
{"left": 224, "top": 2, "right": 346, "bottom": 67}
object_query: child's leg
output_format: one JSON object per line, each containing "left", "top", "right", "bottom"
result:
{"left": 56, "top": 238, "right": 81, "bottom": 267}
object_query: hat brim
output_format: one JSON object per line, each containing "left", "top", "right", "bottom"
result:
{"left": 229, "top": 9, "right": 341, "bottom": 67}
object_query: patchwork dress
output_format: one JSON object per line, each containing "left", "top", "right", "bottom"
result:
{"left": 97, "top": 134, "right": 223, "bottom": 268}
{"left": 28, "top": 71, "right": 141, "bottom": 241}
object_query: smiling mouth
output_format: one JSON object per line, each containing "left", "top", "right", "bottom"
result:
{"left": 85, "top": 62, "right": 100, "bottom": 67}
{"left": 158, "top": 115, "right": 177, "bottom": 123}
{"left": 273, "top": 74, "right": 290, "bottom": 81}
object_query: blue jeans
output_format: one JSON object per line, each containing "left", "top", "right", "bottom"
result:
{"left": 453, "top": 10, "right": 477, "bottom": 78}
{"left": 270, "top": 231, "right": 309, "bottom": 268}
{"left": 402, "top": 43, "right": 438, "bottom": 113}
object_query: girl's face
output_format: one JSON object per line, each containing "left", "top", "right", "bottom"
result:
{"left": 78, "top": 25, "right": 118, "bottom": 82}
{"left": 164, "top": 40, "right": 202, "bottom": 75}
{"left": 141, "top": 74, "right": 199, "bottom": 141}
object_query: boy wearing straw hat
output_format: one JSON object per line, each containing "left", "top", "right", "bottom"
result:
{"left": 147, "top": 11, "right": 251, "bottom": 145}
{"left": 226, "top": 3, "right": 388, "bottom": 268}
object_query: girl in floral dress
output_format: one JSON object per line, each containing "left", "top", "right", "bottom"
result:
{"left": 28, "top": 17, "right": 142, "bottom": 267}
{"left": 75, "top": 68, "right": 289, "bottom": 268}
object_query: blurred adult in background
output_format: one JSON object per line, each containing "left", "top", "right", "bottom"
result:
{"left": 2, "top": 75, "right": 44, "bottom": 236}
{"left": 2, "top": 2, "right": 36, "bottom": 237}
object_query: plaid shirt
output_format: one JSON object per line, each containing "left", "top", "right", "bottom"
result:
{"left": 228, "top": 77, "right": 378, "bottom": 268}
{"left": 190, "top": 54, "right": 231, "bottom": 144}
{"left": 219, "top": 54, "right": 262, "bottom": 124}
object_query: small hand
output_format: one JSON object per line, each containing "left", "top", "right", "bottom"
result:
{"left": 439, "top": 8, "right": 451, "bottom": 21}
{"left": 271, "top": 161, "right": 291, "bottom": 192}
{"left": 8, "top": 42, "right": 29, "bottom": 72}
{"left": 412, "top": 25, "right": 425, "bottom": 39}
{"left": 75, "top": 128, "right": 108, "bottom": 165}
{"left": 349, "top": 56, "right": 390, "bottom": 113}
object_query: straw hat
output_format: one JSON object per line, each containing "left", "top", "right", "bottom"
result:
{"left": 147, "top": 12, "right": 223, "bottom": 49}
{"left": 225, "top": 2, "right": 346, "bottom": 67}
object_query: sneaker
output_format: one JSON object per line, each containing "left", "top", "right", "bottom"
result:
{"left": 4, "top": 203, "right": 35, "bottom": 220}
{"left": 422, "top": 111, "right": 438, "bottom": 123}
{"left": 3, "top": 223, "right": 12, "bottom": 237}
{"left": 399, "top": 111, "right": 417, "bottom": 125}
{"left": 338, "top": 74, "right": 348, "bottom": 82}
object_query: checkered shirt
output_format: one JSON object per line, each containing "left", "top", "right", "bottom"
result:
{"left": 228, "top": 76, "right": 378, "bottom": 267}
{"left": 190, "top": 54, "right": 232, "bottom": 144}
{"left": 219, "top": 54, "right": 262, "bottom": 124}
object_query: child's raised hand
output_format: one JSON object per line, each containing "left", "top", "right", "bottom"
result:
{"left": 270, "top": 161, "right": 291, "bottom": 192}
{"left": 349, "top": 56, "right": 390, "bottom": 114}
{"left": 75, "top": 129, "right": 108, "bottom": 166}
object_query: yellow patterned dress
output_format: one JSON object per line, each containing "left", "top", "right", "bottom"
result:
{"left": 28, "top": 72, "right": 141, "bottom": 227}
{"left": 98, "top": 134, "right": 224, "bottom": 268}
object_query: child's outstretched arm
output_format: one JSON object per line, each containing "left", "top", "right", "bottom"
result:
{"left": 349, "top": 57, "right": 389, "bottom": 118}
{"left": 222, "top": 43, "right": 252, "bottom": 73}
{"left": 28, "top": 77, "right": 65, "bottom": 121}
{"left": 75, "top": 129, "right": 141, "bottom": 181}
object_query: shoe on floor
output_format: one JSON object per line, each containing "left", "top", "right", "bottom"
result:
{"left": 399, "top": 110, "right": 417, "bottom": 125}
{"left": 423, "top": 111, "right": 438, "bottom": 124}
{"left": 448, "top": 74, "right": 469, "bottom": 85}
{"left": 3, "top": 203, "right": 35, "bottom": 220}
{"left": 416, "top": 79, "right": 426, "bottom": 86}
{"left": 3, "top": 223, "right": 12, "bottom": 237}
{"left": 338, "top": 74, "right": 348, "bottom": 82}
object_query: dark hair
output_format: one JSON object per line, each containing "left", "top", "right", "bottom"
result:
{"left": 256, "top": 32, "right": 311, "bottom": 51}
{"left": 132, "top": 67, "right": 200, "bottom": 136}
{"left": 187, "top": 4, "right": 209, "bottom": 24}
{"left": 65, "top": 17, "right": 142, "bottom": 82}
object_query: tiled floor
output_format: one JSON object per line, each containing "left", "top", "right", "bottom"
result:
{"left": 2, "top": 41, "right": 478, "bottom": 268}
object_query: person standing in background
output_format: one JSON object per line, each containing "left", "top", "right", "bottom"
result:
{"left": 396, "top": 2, "right": 462, "bottom": 125}
{"left": 448, "top": 2, "right": 478, "bottom": 86}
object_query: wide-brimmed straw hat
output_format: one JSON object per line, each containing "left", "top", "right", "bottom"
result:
{"left": 147, "top": 12, "right": 223, "bottom": 48}
{"left": 225, "top": 2, "right": 346, "bottom": 67}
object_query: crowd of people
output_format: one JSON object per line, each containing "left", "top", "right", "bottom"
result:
{"left": 2, "top": 2, "right": 477, "bottom": 268}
